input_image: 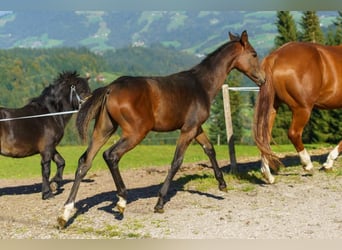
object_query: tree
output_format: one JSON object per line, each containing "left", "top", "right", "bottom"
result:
{"left": 270, "top": 11, "right": 297, "bottom": 144}
{"left": 331, "top": 11, "right": 342, "bottom": 45}
{"left": 299, "top": 11, "right": 325, "bottom": 43}
{"left": 274, "top": 11, "right": 298, "bottom": 48}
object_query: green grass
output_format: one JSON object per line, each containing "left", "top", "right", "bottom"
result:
{"left": 0, "top": 143, "right": 332, "bottom": 179}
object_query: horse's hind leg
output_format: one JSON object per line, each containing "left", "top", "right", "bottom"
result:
{"left": 322, "top": 140, "right": 342, "bottom": 170}
{"left": 195, "top": 127, "right": 227, "bottom": 191}
{"left": 288, "top": 108, "right": 313, "bottom": 173}
{"left": 103, "top": 134, "right": 146, "bottom": 214}
{"left": 261, "top": 107, "right": 277, "bottom": 184}
{"left": 57, "top": 119, "right": 116, "bottom": 228}
{"left": 50, "top": 150, "right": 65, "bottom": 192}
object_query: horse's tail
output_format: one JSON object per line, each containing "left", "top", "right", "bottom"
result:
{"left": 76, "top": 86, "right": 108, "bottom": 141}
{"left": 253, "top": 58, "right": 281, "bottom": 171}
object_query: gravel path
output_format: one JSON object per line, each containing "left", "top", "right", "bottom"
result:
{"left": 0, "top": 152, "right": 341, "bottom": 239}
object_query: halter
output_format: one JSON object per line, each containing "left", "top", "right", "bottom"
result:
{"left": 0, "top": 84, "right": 89, "bottom": 122}
{"left": 69, "top": 85, "right": 84, "bottom": 110}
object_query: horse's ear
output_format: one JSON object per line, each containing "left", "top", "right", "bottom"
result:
{"left": 229, "top": 32, "right": 239, "bottom": 41}
{"left": 240, "top": 30, "right": 248, "bottom": 46}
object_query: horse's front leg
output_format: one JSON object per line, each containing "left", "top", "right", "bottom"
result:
{"left": 154, "top": 128, "right": 196, "bottom": 213}
{"left": 41, "top": 153, "right": 53, "bottom": 200}
{"left": 195, "top": 128, "right": 227, "bottom": 191}
{"left": 50, "top": 150, "right": 65, "bottom": 193}
{"left": 322, "top": 141, "right": 342, "bottom": 170}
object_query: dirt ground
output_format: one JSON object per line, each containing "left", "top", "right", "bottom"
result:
{"left": 0, "top": 150, "right": 341, "bottom": 239}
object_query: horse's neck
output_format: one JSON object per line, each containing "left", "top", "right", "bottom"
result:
{"left": 195, "top": 47, "right": 238, "bottom": 101}
{"left": 42, "top": 91, "right": 73, "bottom": 126}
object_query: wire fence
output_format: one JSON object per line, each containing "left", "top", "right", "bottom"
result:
{"left": 1, "top": 86, "right": 258, "bottom": 145}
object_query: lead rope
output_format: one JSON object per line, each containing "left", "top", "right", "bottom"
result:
{"left": 0, "top": 85, "right": 83, "bottom": 122}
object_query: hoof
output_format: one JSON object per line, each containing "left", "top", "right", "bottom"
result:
{"left": 57, "top": 216, "right": 67, "bottom": 229}
{"left": 116, "top": 205, "right": 125, "bottom": 214}
{"left": 319, "top": 166, "right": 333, "bottom": 172}
{"left": 50, "top": 182, "right": 58, "bottom": 193}
{"left": 262, "top": 174, "right": 275, "bottom": 184}
{"left": 42, "top": 192, "right": 54, "bottom": 200}
{"left": 265, "top": 177, "right": 275, "bottom": 184}
{"left": 154, "top": 207, "right": 164, "bottom": 214}
{"left": 303, "top": 167, "right": 314, "bottom": 175}
{"left": 219, "top": 185, "right": 228, "bottom": 192}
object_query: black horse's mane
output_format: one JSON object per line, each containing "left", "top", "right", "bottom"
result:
{"left": 28, "top": 71, "right": 79, "bottom": 106}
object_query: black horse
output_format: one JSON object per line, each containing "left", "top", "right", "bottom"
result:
{"left": 0, "top": 71, "right": 91, "bottom": 199}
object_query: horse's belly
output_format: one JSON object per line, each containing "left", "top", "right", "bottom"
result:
{"left": 0, "top": 140, "right": 38, "bottom": 158}
{"left": 315, "top": 93, "right": 342, "bottom": 109}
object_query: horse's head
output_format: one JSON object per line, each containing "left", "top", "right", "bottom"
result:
{"left": 57, "top": 71, "right": 92, "bottom": 110}
{"left": 229, "top": 30, "right": 266, "bottom": 86}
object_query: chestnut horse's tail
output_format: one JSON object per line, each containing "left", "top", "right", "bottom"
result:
{"left": 253, "top": 59, "right": 281, "bottom": 171}
{"left": 76, "top": 86, "right": 108, "bottom": 141}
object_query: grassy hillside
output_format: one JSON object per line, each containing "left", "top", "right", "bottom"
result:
{"left": 0, "top": 11, "right": 338, "bottom": 56}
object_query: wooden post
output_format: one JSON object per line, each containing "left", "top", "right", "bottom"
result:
{"left": 222, "top": 85, "right": 238, "bottom": 174}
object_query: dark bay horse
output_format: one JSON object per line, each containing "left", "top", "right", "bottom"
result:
{"left": 253, "top": 42, "right": 342, "bottom": 184}
{"left": 58, "top": 31, "right": 265, "bottom": 228}
{"left": 0, "top": 71, "right": 91, "bottom": 199}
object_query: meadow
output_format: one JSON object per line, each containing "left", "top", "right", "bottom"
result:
{"left": 0, "top": 143, "right": 330, "bottom": 179}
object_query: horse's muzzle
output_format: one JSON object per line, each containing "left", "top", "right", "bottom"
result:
{"left": 253, "top": 71, "right": 266, "bottom": 86}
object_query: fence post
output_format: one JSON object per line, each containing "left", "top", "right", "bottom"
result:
{"left": 222, "top": 84, "right": 238, "bottom": 174}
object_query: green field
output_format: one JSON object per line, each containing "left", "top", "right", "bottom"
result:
{"left": 0, "top": 143, "right": 331, "bottom": 179}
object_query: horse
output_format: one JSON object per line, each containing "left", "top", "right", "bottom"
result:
{"left": 57, "top": 30, "right": 265, "bottom": 228}
{"left": 253, "top": 41, "right": 342, "bottom": 184}
{"left": 0, "top": 71, "right": 91, "bottom": 199}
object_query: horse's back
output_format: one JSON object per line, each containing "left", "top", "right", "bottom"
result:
{"left": 105, "top": 74, "right": 208, "bottom": 132}
{"left": 263, "top": 42, "right": 342, "bottom": 108}
{"left": 265, "top": 42, "right": 342, "bottom": 72}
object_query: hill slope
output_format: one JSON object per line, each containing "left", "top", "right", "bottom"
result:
{"left": 0, "top": 11, "right": 338, "bottom": 56}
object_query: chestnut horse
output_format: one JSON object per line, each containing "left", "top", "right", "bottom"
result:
{"left": 58, "top": 31, "right": 265, "bottom": 228}
{"left": 0, "top": 71, "right": 91, "bottom": 199}
{"left": 254, "top": 41, "right": 342, "bottom": 184}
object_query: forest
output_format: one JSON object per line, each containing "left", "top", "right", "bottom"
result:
{"left": 1, "top": 11, "right": 342, "bottom": 146}
{"left": 0, "top": 45, "right": 199, "bottom": 145}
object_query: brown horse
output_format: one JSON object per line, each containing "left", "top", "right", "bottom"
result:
{"left": 57, "top": 31, "right": 265, "bottom": 228}
{"left": 0, "top": 71, "right": 91, "bottom": 199}
{"left": 253, "top": 41, "right": 342, "bottom": 184}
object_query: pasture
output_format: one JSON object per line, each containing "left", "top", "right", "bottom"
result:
{"left": 0, "top": 143, "right": 306, "bottom": 179}
{"left": 0, "top": 143, "right": 342, "bottom": 239}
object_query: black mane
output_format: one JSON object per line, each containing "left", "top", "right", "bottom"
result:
{"left": 28, "top": 71, "right": 79, "bottom": 108}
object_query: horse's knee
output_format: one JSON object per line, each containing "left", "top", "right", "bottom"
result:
{"left": 288, "top": 129, "right": 300, "bottom": 143}
{"left": 103, "top": 150, "right": 119, "bottom": 166}
{"left": 203, "top": 145, "right": 216, "bottom": 158}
